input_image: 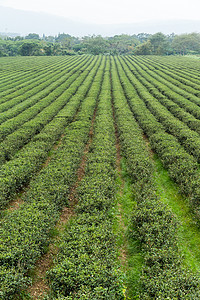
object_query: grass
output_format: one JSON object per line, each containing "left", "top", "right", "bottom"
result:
{"left": 113, "top": 157, "right": 144, "bottom": 299}
{"left": 184, "top": 55, "right": 200, "bottom": 59}
{"left": 153, "top": 153, "right": 200, "bottom": 273}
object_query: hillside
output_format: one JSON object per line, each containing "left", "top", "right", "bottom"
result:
{"left": 0, "top": 5, "right": 200, "bottom": 36}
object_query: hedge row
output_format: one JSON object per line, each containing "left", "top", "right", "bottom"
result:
{"left": 0, "top": 56, "right": 87, "bottom": 131}
{"left": 0, "top": 56, "right": 72, "bottom": 101}
{"left": 0, "top": 57, "right": 66, "bottom": 88}
{"left": 111, "top": 56, "right": 200, "bottom": 299}
{"left": 142, "top": 56, "right": 200, "bottom": 91}
{"left": 126, "top": 56, "right": 200, "bottom": 130}
{"left": 0, "top": 56, "right": 83, "bottom": 123}
{"left": 0, "top": 56, "right": 68, "bottom": 93}
{"left": 115, "top": 56, "right": 200, "bottom": 211}
{"left": 132, "top": 56, "right": 200, "bottom": 97}
{"left": 0, "top": 56, "right": 92, "bottom": 164}
{"left": 121, "top": 56, "right": 200, "bottom": 163}
{"left": 47, "top": 58, "right": 124, "bottom": 299}
{"left": 0, "top": 56, "right": 101, "bottom": 211}
{"left": 0, "top": 57, "right": 106, "bottom": 299}
{"left": 142, "top": 56, "right": 200, "bottom": 85}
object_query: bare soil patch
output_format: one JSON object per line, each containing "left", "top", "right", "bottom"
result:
{"left": 142, "top": 134, "right": 154, "bottom": 157}
{"left": 28, "top": 107, "right": 97, "bottom": 299}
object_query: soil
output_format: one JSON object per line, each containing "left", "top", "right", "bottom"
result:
{"left": 142, "top": 134, "right": 155, "bottom": 157}
{"left": 28, "top": 106, "right": 97, "bottom": 299}
{"left": 7, "top": 196, "right": 25, "bottom": 212}
{"left": 111, "top": 93, "right": 128, "bottom": 268}
{"left": 6, "top": 135, "right": 66, "bottom": 214}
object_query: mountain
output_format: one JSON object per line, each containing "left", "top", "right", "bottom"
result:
{"left": 0, "top": 5, "right": 199, "bottom": 37}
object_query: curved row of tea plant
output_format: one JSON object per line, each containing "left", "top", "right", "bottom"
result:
{"left": 0, "top": 60, "right": 42, "bottom": 87}
{"left": 0, "top": 57, "right": 85, "bottom": 128}
{"left": 47, "top": 59, "right": 124, "bottom": 299}
{"left": 0, "top": 57, "right": 91, "bottom": 139}
{"left": 126, "top": 56, "right": 200, "bottom": 122}
{"left": 128, "top": 56, "right": 200, "bottom": 111}
{"left": 0, "top": 56, "right": 60, "bottom": 73}
{"left": 0, "top": 56, "right": 101, "bottom": 211}
{"left": 0, "top": 57, "right": 68, "bottom": 97}
{"left": 0, "top": 56, "right": 67, "bottom": 91}
{"left": 124, "top": 58, "right": 200, "bottom": 138}
{"left": 140, "top": 56, "right": 200, "bottom": 92}
{"left": 110, "top": 56, "right": 200, "bottom": 299}
{"left": 133, "top": 56, "right": 200, "bottom": 96}
{"left": 143, "top": 56, "right": 200, "bottom": 82}
{"left": 114, "top": 57, "right": 200, "bottom": 213}
{"left": 0, "top": 56, "right": 93, "bottom": 162}
{"left": 120, "top": 57, "right": 200, "bottom": 163}
{"left": 0, "top": 57, "right": 106, "bottom": 299}
{"left": 150, "top": 55, "right": 200, "bottom": 73}
{"left": 0, "top": 57, "right": 72, "bottom": 97}
{"left": 0, "top": 56, "right": 84, "bottom": 113}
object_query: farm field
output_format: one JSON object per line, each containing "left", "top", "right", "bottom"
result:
{"left": 0, "top": 55, "right": 200, "bottom": 299}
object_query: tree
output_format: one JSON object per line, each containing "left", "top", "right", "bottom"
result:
{"left": 14, "top": 36, "right": 24, "bottom": 41}
{"left": 82, "top": 35, "right": 108, "bottom": 55}
{"left": 25, "top": 33, "right": 40, "bottom": 40}
{"left": 134, "top": 41, "right": 153, "bottom": 55}
{"left": 43, "top": 44, "right": 53, "bottom": 56}
{"left": 108, "top": 34, "right": 140, "bottom": 55}
{"left": 149, "top": 32, "right": 169, "bottom": 55}
{"left": 172, "top": 33, "right": 200, "bottom": 55}
{"left": 44, "top": 35, "right": 55, "bottom": 43}
{"left": 19, "top": 41, "right": 40, "bottom": 56}
{"left": 136, "top": 33, "right": 151, "bottom": 43}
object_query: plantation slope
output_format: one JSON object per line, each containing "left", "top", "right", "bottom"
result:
{"left": 0, "top": 56, "right": 104, "bottom": 299}
{"left": 121, "top": 56, "right": 200, "bottom": 163}
{"left": 0, "top": 56, "right": 98, "bottom": 211}
{"left": 130, "top": 56, "right": 200, "bottom": 97}
{"left": 110, "top": 56, "right": 200, "bottom": 299}
{"left": 139, "top": 56, "right": 200, "bottom": 92}
{"left": 145, "top": 55, "right": 200, "bottom": 78}
{"left": 0, "top": 55, "right": 200, "bottom": 299}
{"left": 153, "top": 153, "right": 200, "bottom": 273}
{"left": 27, "top": 58, "right": 105, "bottom": 299}
{"left": 115, "top": 56, "right": 200, "bottom": 214}
{"left": 126, "top": 56, "right": 200, "bottom": 132}
{"left": 0, "top": 56, "right": 92, "bottom": 167}
{"left": 0, "top": 56, "right": 73, "bottom": 98}
{"left": 47, "top": 57, "right": 124, "bottom": 299}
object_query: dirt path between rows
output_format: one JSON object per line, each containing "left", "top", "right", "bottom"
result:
{"left": 111, "top": 84, "right": 128, "bottom": 269}
{"left": 28, "top": 108, "right": 97, "bottom": 300}
{"left": 142, "top": 134, "right": 155, "bottom": 158}
{"left": 6, "top": 134, "right": 65, "bottom": 214}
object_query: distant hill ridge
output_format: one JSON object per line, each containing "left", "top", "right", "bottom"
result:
{"left": 0, "top": 5, "right": 199, "bottom": 37}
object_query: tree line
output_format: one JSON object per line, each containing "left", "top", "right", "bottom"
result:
{"left": 0, "top": 32, "right": 200, "bottom": 56}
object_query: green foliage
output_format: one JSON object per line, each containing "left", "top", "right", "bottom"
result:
{"left": 1, "top": 31, "right": 199, "bottom": 56}
{"left": 111, "top": 56, "right": 200, "bottom": 298}
{"left": 0, "top": 56, "right": 98, "bottom": 210}
{"left": 149, "top": 32, "right": 169, "bottom": 55}
{"left": 0, "top": 56, "right": 103, "bottom": 298}
{"left": 134, "top": 41, "right": 153, "bottom": 55}
{"left": 116, "top": 55, "right": 200, "bottom": 210}
{"left": 0, "top": 55, "right": 200, "bottom": 298}
{"left": 25, "top": 33, "right": 40, "bottom": 40}
{"left": 172, "top": 33, "right": 200, "bottom": 55}
{"left": 82, "top": 35, "right": 108, "bottom": 55}
{"left": 47, "top": 59, "right": 124, "bottom": 299}
{"left": 154, "top": 154, "right": 200, "bottom": 273}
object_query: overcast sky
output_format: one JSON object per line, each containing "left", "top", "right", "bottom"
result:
{"left": 0, "top": 0, "right": 200, "bottom": 24}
